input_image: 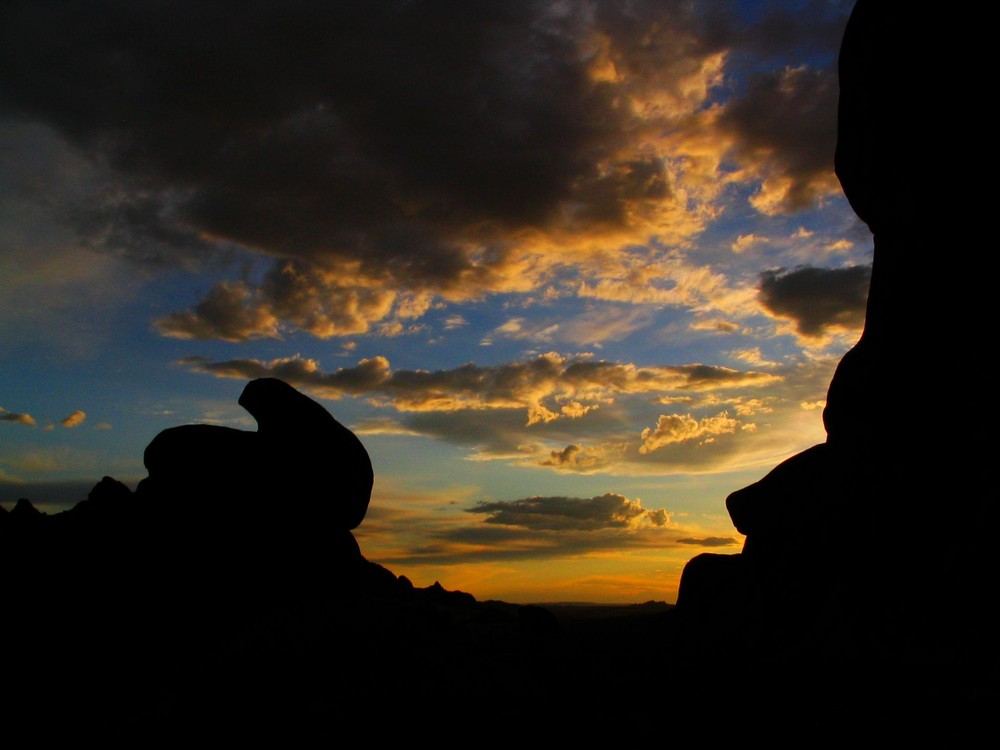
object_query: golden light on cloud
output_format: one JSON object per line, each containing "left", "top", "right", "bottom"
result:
{"left": 538, "top": 442, "right": 627, "bottom": 473}
{"left": 60, "top": 410, "right": 86, "bottom": 428}
{"left": 182, "top": 352, "right": 783, "bottom": 422}
{"left": 0, "top": 0, "right": 866, "bottom": 611}
{"left": 731, "top": 233, "right": 769, "bottom": 253}
{"left": 639, "top": 411, "right": 740, "bottom": 453}
{"left": 0, "top": 408, "right": 36, "bottom": 426}
{"left": 824, "top": 239, "right": 854, "bottom": 252}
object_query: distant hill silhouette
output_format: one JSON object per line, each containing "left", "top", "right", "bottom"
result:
{"left": 3, "top": 2, "right": 997, "bottom": 741}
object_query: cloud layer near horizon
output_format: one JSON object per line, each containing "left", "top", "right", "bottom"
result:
{"left": 180, "top": 350, "right": 782, "bottom": 419}
{"left": 357, "top": 486, "right": 741, "bottom": 569}
{"left": 178, "top": 348, "right": 836, "bottom": 476}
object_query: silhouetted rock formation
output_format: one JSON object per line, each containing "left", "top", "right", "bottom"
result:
{"left": 0, "top": 379, "right": 384, "bottom": 738}
{"left": 134, "top": 377, "right": 375, "bottom": 607}
{"left": 140, "top": 377, "right": 373, "bottom": 530}
{"left": 3, "top": 378, "right": 595, "bottom": 742}
{"left": 676, "top": 0, "right": 998, "bottom": 688}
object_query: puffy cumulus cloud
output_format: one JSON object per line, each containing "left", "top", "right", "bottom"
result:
{"left": 1, "top": 408, "right": 36, "bottom": 426}
{"left": 468, "top": 493, "right": 670, "bottom": 531}
{"left": 182, "top": 351, "right": 781, "bottom": 424}
{"left": 758, "top": 265, "right": 870, "bottom": 339}
{"left": 0, "top": 1, "right": 850, "bottom": 342}
{"left": 639, "top": 411, "right": 742, "bottom": 453}
{"left": 59, "top": 410, "right": 86, "bottom": 428}
{"left": 800, "top": 400, "right": 826, "bottom": 411}
{"left": 719, "top": 64, "right": 841, "bottom": 215}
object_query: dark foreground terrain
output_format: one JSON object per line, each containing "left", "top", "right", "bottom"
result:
{"left": 7, "top": 4, "right": 1000, "bottom": 741}
{"left": 4, "top": 548, "right": 995, "bottom": 745}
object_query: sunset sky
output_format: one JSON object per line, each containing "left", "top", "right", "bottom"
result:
{"left": 0, "top": 0, "right": 869, "bottom": 604}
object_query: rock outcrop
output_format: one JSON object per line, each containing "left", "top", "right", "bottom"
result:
{"left": 139, "top": 377, "right": 373, "bottom": 531}
{"left": 0, "top": 380, "right": 382, "bottom": 734}
{"left": 676, "top": 0, "right": 997, "bottom": 677}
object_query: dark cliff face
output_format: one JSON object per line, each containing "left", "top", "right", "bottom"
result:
{"left": 676, "top": 0, "right": 998, "bottom": 678}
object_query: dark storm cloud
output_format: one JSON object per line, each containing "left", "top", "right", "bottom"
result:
{"left": 0, "top": 1, "right": 849, "bottom": 341}
{"left": 719, "top": 64, "right": 840, "bottom": 214}
{"left": 0, "top": 1, "right": 628, "bottom": 260}
{"left": 468, "top": 493, "right": 665, "bottom": 531}
{"left": 758, "top": 265, "right": 871, "bottom": 337}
